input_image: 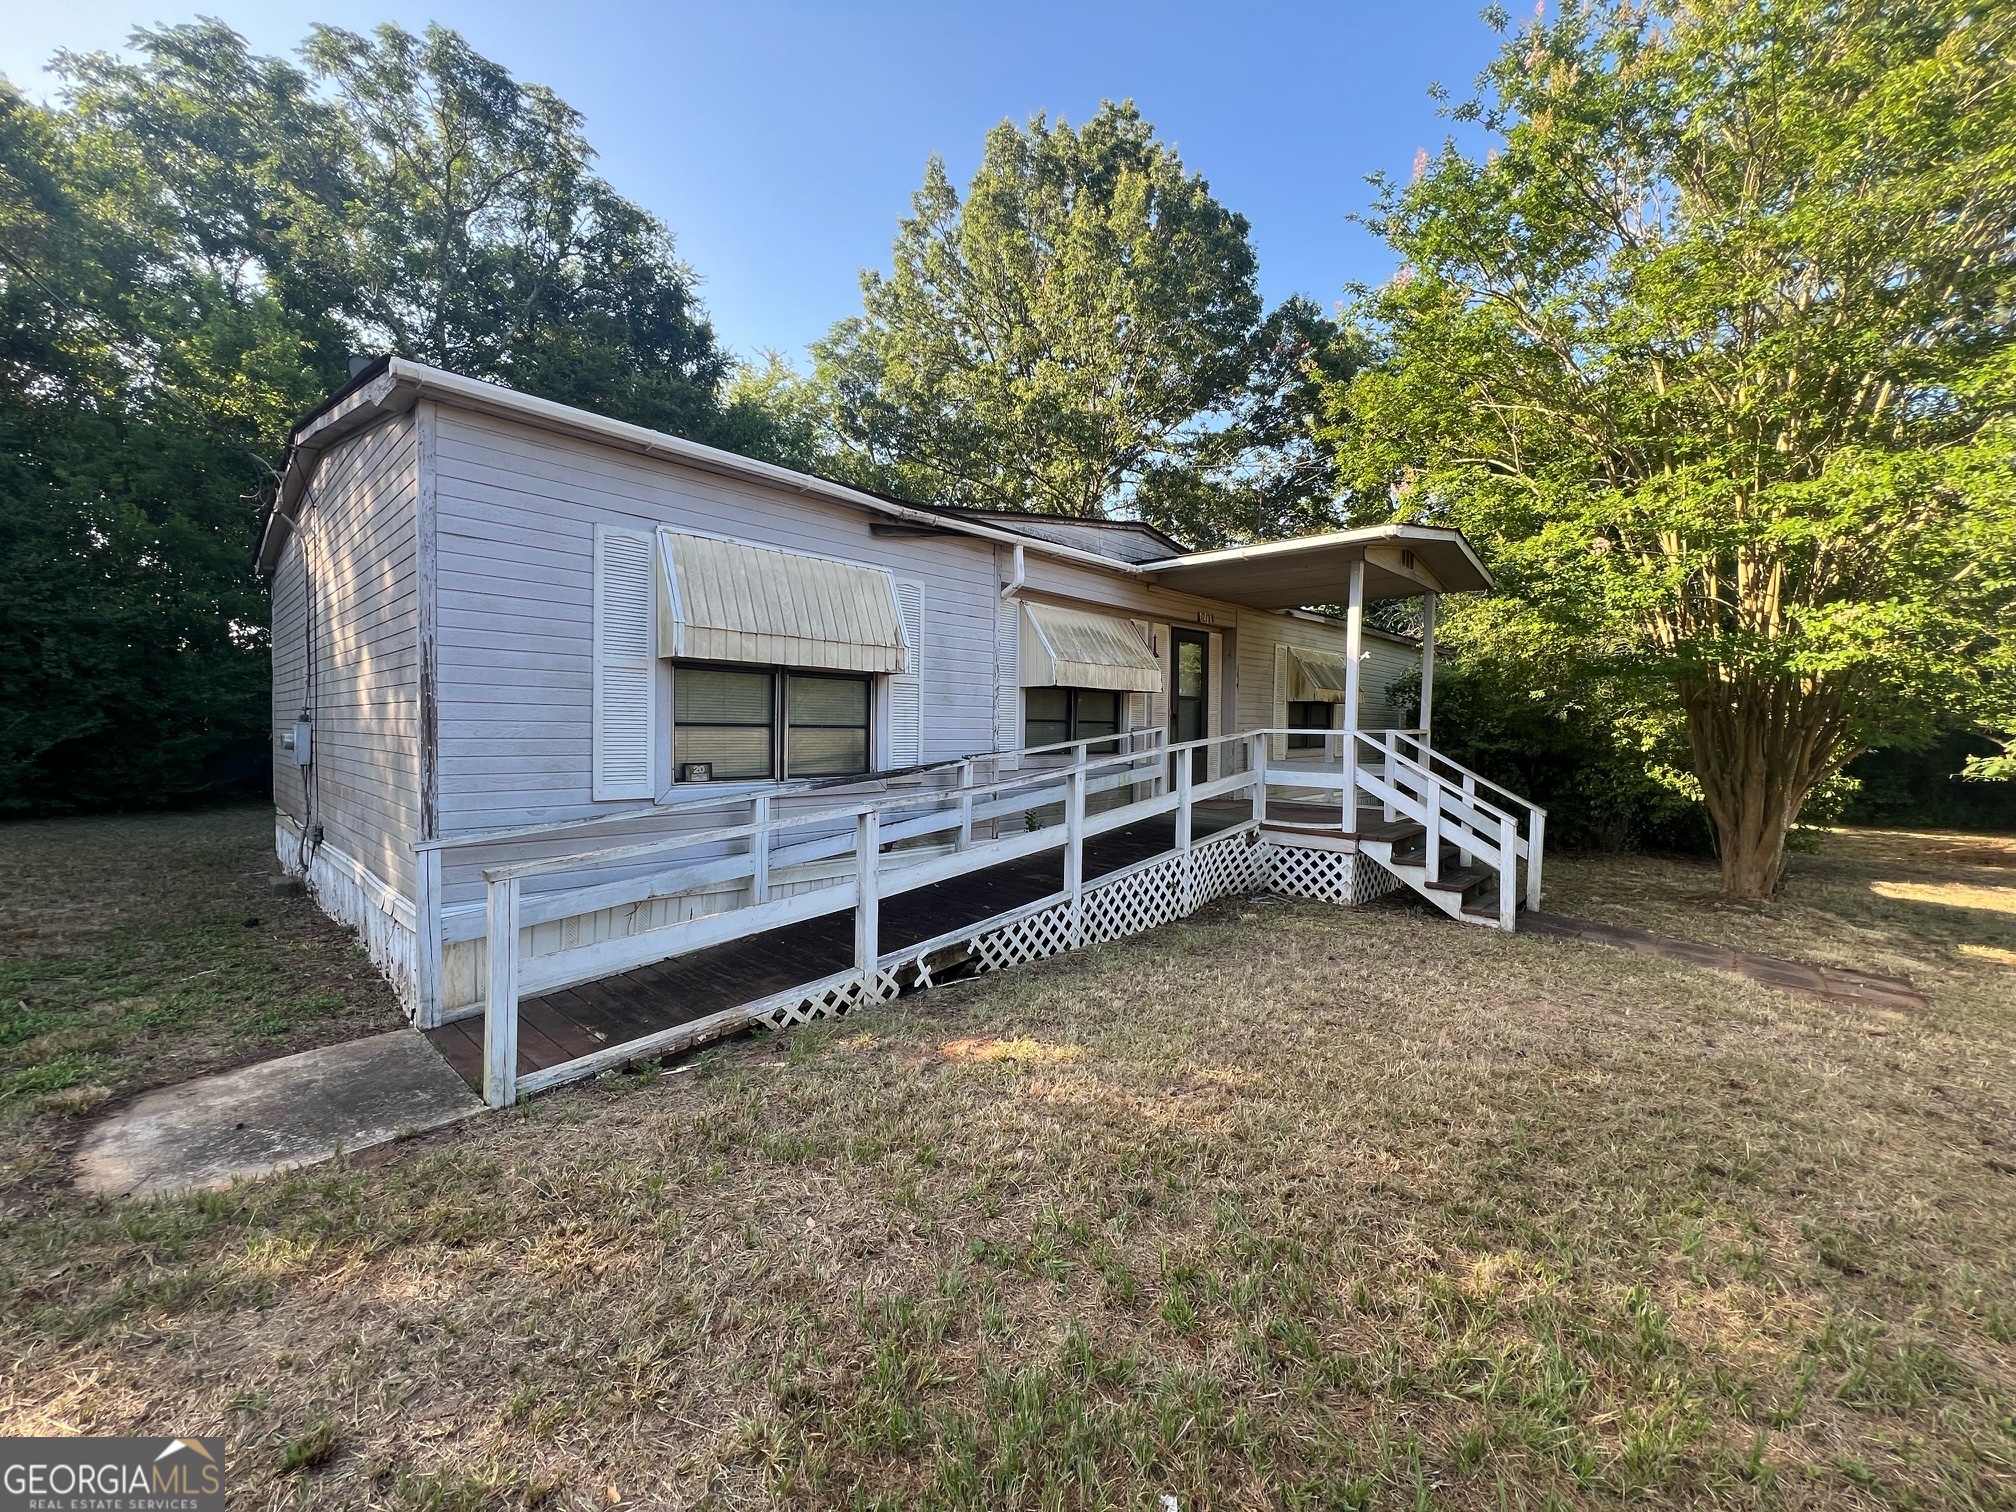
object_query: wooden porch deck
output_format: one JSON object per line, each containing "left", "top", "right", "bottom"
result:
{"left": 427, "top": 800, "right": 1271, "bottom": 1087}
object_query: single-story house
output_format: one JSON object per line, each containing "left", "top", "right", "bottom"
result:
{"left": 259, "top": 358, "right": 1543, "bottom": 1105}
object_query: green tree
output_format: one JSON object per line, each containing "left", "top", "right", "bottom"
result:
{"left": 813, "top": 101, "right": 1348, "bottom": 545}
{"left": 1, "top": 76, "right": 318, "bottom": 812}
{"left": 1, "top": 21, "right": 785, "bottom": 813}
{"left": 1326, "top": 0, "right": 2016, "bottom": 897}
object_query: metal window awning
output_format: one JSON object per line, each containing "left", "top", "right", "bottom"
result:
{"left": 1019, "top": 602, "right": 1164, "bottom": 693}
{"left": 658, "top": 531, "right": 907, "bottom": 673}
{"left": 1286, "top": 646, "right": 1349, "bottom": 703}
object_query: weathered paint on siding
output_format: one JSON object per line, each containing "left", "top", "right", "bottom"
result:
{"left": 270, "top": 536, "right": 308, "bottom": 823}
{"left": 274, "top": 412, "right": 422, "bottom": 896}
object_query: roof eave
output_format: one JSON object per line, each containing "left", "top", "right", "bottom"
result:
{"left": 260, "top": 357, "right": 1155, "bottom": 581}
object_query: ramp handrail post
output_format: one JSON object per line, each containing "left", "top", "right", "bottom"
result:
{"left": 1526, "top": 809, "right": 1547, "bottom": 912}
{"left": 483, "top": 875, "right": 521, "bottom": 1109}
{"left": 415, "top": 846, "right": 444, "bottom": 1030}
{"left": 1499, "top": 813, "right": 1518, "bottom": 930}
{"left": 1065, "top": 764, "right": 1087, "bottom": 946}
{"left": 1249, "top": 732, "right": 1267, "bottom": 828}
{"left": 855, "top": 809, "right": 880, "bottom": 993}
{"left": 956, "top": 760, "right": 974, "bottom": 849}
{"left": 1176, "top": 752, "right": 1195, "bottom": 911}
{"left": 751, "top": 794, "right": 772, "bottom": 903}
{"left": 1424, "top": 778, "right": 1443, "bottom": 885}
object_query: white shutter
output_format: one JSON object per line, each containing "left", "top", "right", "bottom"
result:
{"left": 995, "top": 596, "right": 1021, "bottom": 753}
{"left": 593, "top": 525, "right": 656, "bottom": 800}
{"left": 888, "top": 579, "right": 925, "bottom": 769}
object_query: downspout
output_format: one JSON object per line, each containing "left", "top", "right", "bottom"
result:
{"left": 1000, "top": 541, "right": 1025, "bottom": 598}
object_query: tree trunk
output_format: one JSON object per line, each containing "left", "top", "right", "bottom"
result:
{"left": 1678, "top": 671, "right": 1852, "bottom": 900}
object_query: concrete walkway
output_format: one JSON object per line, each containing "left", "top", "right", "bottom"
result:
{"left": 74, "top": 1030, "right": 484, "bottom": 1201}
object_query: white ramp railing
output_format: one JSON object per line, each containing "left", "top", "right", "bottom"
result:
{"left": 473, "top": 730, "right": 1259, "bottom": 1107}
{"left": 449, "top": 725, "right": 1544, "bottom": 1107}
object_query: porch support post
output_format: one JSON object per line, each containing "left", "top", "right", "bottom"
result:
{"left": 482, "top": 875, "right": 520, "bottom": 1110}
{"left": 1342, "top": 558, "right": 1365, "bottom": 832}
{"left": 1418, "top": 591, "right": 1437, "bottom": 747}
{"left": 855, "top": 809, "right": 880, "bottom": 996}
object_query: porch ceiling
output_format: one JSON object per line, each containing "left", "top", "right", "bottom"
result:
{"left": 1146, "top": 524, "right": 1492, "bottom": 609}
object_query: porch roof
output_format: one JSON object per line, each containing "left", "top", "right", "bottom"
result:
{"left": 1146, "top": 524, "right": 1492, "bottom": 608}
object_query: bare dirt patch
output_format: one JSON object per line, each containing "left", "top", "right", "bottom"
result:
{"left": 0, "top": 822, "right": 2010, "bottom": 1508}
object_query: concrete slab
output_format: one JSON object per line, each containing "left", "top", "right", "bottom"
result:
{"left": 73, "top": 1030, "right": 485, "bottom": 1201}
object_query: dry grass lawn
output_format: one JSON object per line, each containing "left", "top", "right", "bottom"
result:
{"left": 1, "top": 810, "right": 2012, "bottom": 1510}
{"left": 0, "top": 806, "right": 404, "bottom": 1142}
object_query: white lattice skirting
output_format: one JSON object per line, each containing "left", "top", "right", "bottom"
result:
{"left": 1266, "top": 844, "right": 1403, "bottom": 906}
{"left": 750, "top": 828, "right": 1271, "bottom": 1032}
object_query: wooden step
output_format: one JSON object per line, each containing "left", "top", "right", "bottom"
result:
{"left": 1422, "top": 865, "right": 1492, "bottom": 896}
{"left": 1462, "top": 888, "right": 1525, "bottom": 922}
{"left": 1357, "top": 820, "right": 1425, "bottom": 846}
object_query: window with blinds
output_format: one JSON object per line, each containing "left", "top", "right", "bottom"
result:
{"left": 786, "top": 674, "right": 870, "bottom": 778}
{"left": 1024, "top": 687, "right": 1122, "bottom": 753}
{"left": 674, "top": 667, "right": 775, "bottom": 780}
{"left": 671, "top": 663, "right": 872, "bottom": 783}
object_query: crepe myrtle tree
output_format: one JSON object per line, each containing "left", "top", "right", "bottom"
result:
{"left": 1326, "top": 0, "right": 2016, "bottom": 897}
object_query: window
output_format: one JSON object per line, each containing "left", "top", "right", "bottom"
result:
{"left": 1024, "top": 687, "right": 1123, "bottom": 753}
{"left": 1287, "top": 700, "right": 1334, "bottom": 751}
{"left": 786, "top": 674, "right": 869, "bottom": 777}
{"left": 675, "top": 667, "right": 775, "bottom": 780}
{"left": 673, "top": 664, "right": 871, "bottom": 782}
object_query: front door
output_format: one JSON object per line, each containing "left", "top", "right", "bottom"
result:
{"left": 1171, "top": 628, "right": 1209, "bottom": 782}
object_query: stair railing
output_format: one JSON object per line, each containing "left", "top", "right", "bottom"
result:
{"left": 1382, "top": 731, "right": 1547, "bottom": 910}
{"left": 1252, "top": 727, "right": 1540, "bottom": 925}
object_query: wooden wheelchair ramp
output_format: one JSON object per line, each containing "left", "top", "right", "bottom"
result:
{"left": 431, "top": 728, "right": 1545, "bottom": 1106}
{"left": 427, "top": 806, "right": 1245, "bottom": 1089}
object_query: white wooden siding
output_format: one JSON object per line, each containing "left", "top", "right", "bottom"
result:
{"left": 270, "top": 537, "right": 308, "bottom": 822}
{"left": 277, "top": 414, "right": 422, "bottom": 895}
{"left": 429, "top": 410, "right": 1002, "bottom": 901}
{"left": 1235, "top": 609, "right": 1418, "bottom": 735}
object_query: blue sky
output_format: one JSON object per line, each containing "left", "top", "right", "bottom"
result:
{"left": 2, "top": 1, "right": 1507, "bottom": 365}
